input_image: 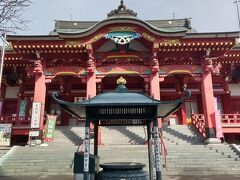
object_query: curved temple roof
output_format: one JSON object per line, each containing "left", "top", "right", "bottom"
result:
{"left": 51, "top": 1, "right": 192, "bottom": 37}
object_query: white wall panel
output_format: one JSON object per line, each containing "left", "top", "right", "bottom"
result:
{"left": 229, "top": 84, "right": 240, "bottom": 96}
{"left": 5, "top": 86, "right": 19, "bottom": 98}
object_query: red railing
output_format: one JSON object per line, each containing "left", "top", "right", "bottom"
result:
{"left": 191, "top": 113, "right": 240, "bottom": 137}
{"left": 221, "top": 114, "right": 240, "bottom": 127}
{"left": 159, "top": 130, "right": 168, "bottom": 168}
{"left": 0, "top": 116, "right": 31, "bottom": 126}
{"left": 191, "top": 113, "right": 206, "bottom": 138}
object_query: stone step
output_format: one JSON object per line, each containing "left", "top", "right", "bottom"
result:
{"left": 1, "top": 125, "right": 239, "bottom": 176}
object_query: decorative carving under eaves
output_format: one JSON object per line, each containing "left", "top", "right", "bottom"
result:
{"left": 151, "top": 58, "right": 159, "bottom": 73}
{"left": 213, "top": 62, "right": 222, "bottom": 74}
{"left": 109, "top": 26, "right": 137, "bottom": 32}
{"left": 161, "top": 39, "right": 181, "bottom": 45}
{"left": 86, "top": 34, "right": 104, "bottom": 44}
{"left": 33, "top": 60, "right": 43, "bottom": 74}
{"left": 142, "top": 32, "right": 155, "bottom": 42}
{"left": 203, "top": 58, "right": 222, "bottom": 74}
{"left": 87, "top": 53, "right": 95, "bottom": 74}
{"left": 65, "top": 41, "right": 83, "bottom": 47}
{"left": 203, "top": 58, "right": 213, "bottom": 73}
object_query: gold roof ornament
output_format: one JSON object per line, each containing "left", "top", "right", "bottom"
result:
{"left": 117, "top": 76, "right": 127, "bottom": 85}
{"left": 107, "top": 0, "right": 137, "bottom": 17}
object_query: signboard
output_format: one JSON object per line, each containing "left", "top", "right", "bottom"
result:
{"left": 0, "top": 124, "right": 12, "bottom": 146}
{"left": 214, "top": 98, "right": 224, "bottom": 139}
{"left": 30, "top": 102, "right": 42, "bottom": 128}
{"left": 0, "top": 101, "right": 3, "bottom": 116}
{"left": 18, "top": 99, "right": 27, "bottom": 117}
{"left": 29, "top": 130, "right": 40, "bottom": 137}
{"left": 215, "top": 110, "right": 223, "bottom": 139}
{"left": 43, "top": 115, "right": 57, "bottom": 142}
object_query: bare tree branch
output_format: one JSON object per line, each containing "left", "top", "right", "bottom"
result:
{"left": 0, "top": 0, "right": 31, "bottom": 34}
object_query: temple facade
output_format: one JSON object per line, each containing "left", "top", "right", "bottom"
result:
{"left": 1, "top": 1, "right": 240, "bottom": 144}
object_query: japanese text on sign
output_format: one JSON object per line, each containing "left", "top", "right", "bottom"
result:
{"left": 30, "top": 102, "right": 42, "bottom": 128}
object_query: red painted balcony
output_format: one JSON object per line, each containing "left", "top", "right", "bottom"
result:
{"left": 192, "top": 113, "right": 240, "bottom": 138}
{"left": 221, "top": 114, "right": 240, "bottom": 133}
{"left": 0, "top": 116, "right": 31, "bottom": 127}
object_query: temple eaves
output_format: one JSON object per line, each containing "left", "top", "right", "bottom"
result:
{"left": 107, "top": 0, "right": 137, "bottom": 18}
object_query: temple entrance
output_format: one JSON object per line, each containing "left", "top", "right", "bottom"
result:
{"left": 47, "top": 75, "right": 85, "bottom": 126}
{"left": 161, "top": 72, "right": 197, "bottom": 125}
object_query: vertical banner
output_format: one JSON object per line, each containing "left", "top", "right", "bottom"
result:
{"left": 18, "top": 99, "right": 27, "bottom": 117}
{"left": 30, "top": 102, "right": 42, "bottom": 128}
{"left": 84, "top": 127, "right": 90, "bottom": 173}
{"left": 214, "top": 98, "right": 224, "bottom": 139}
{"left": 153, "top": 126, "right": 161, "bottom": 172}
{"left": 0, "top": 124, "right": 12, "bottom": 146}
{"left": 153, "top": 124, "right": 162, "bottom": 180}
{"left": 0, "top": 101, "right": 3, "bottom": 116}
{"left": 43, "top": 115, "right": 57, "bottom": 142}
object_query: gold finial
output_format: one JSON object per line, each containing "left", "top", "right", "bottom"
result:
{"left": 117, "top": 76, "right": 127, "bottom": 85}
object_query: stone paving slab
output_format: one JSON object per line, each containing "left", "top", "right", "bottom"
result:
{"left": 1, "top": 175, "right": 240, "bottom": 180}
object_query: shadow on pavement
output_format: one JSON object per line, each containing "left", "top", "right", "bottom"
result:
{"left": 1, "top": 175, "right": 240, "bottom": 180}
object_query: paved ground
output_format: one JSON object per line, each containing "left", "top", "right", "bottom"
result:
{"left": 1, "top": 175, "right": 240, "bottom": 180}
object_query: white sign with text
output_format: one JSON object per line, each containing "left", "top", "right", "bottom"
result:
{"left": 30, "top": 102, "right": 42, "bottom": 128}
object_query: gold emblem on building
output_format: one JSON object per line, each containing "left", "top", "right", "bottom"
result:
{"left": 117, "top": 76, "right": 127, "bottom": 85}
{"left": 109, "top": 26, "right": 137, "bottom": 32}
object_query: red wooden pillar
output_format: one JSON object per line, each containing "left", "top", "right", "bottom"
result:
{"left": 86, "top": 73, "right": 96, "bottom": 99}
{"left": 86, "top": 49, "right": 102, "bottom": 144}
{"left": 86, "top": 48, "right": 96, "bottom": 99}
{"left": 150, "top": 52, "right": 162, "bottom": 128}
{"left": 201, "top": 58, "right": 217, "bottom": 139}
{"left": 32, "top": 59, "right": 46, "bottom": 131}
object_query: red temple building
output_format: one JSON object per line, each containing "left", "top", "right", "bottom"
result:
{"left": 1, "top": 1, "right": 240, "bottom": 145}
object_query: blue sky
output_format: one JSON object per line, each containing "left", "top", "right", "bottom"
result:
{"left": 19, "top": 0, "right": 239, "bottom": 35}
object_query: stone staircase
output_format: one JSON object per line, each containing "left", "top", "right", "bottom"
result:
{"left": 0, "top": 125, "right": 240, "bottom": 176}
{"left": 100, "top": 125, "right": 240, "bottom": 175}
{"left": 161, "top": 125, "right": 240, "bottom": 175}
{"left": 0, "top": 147, "right": 11, "bottom": 158}
{"left": 101, "top": 126, "right": 146, "bottom": 145}
{"left": 0, "top": 126, "right": 85, "bottom": 176}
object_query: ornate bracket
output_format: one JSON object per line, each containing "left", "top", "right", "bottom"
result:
{"left": 87, "top": 53, "right": 95, "bottom": 74}
{"left": 33, "top": 59, "right": 43, "bottom": 75}
{"left": 203, "top": 58, "right": 221, "bottom": 74}
{"left": 151, "top": 54, "right": 159, "bottom": 74}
